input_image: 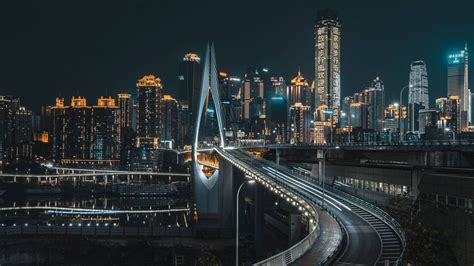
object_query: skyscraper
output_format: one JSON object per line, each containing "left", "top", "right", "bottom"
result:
{"left": 362, "top": 77, "right": 385, "bottom": 132}
{"left": 270, "top": 77, "right": 286, "bottom": 96}
{"left": 134, "top": 75, "right": 162, "bottom": 171}
{"left": 117, "top": 93, "right": 132, "bottom": 130}
{"left": 289, "top": 103, "right": 311, "bottom": 144}
{"left": 161, "top": 95, "right": 178, "bottom": 148}
{"left": 90, "top": 97, "right": 120, "bottom": 163}
{"left": 448, "top": 45, "right": 469, "bottom": 128}
{"left": 65, "top": 97, "right": 91, "bottom": 163}
{"left": 288, "top": 71, "right": 311, "bottom": 107}
{"left": 242, "top": 66, "right": 266, "bottom": 138}
{"left": 409, "top": 61, "right": 429, "bottom": 108}
{"left": 178, "top": 53, "right": 202, "bottom": 144}
{"left": 408, "top": 61, "right": 429, "bottom": 132}
{"left": 315, "top": 9, "right": 341, "bottom": 121}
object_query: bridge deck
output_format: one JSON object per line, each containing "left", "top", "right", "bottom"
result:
{"left": 292, "top": 208, "right": 342, "bottom": 265}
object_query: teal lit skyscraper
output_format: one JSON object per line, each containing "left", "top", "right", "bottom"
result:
{"left": 447, "top": 44, "right": 469, "bottom": 128}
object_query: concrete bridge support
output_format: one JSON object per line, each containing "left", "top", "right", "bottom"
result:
{"left": 254, "top": 184, "right": 264, "bottom": 257}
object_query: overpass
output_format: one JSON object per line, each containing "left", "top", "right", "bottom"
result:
{"left": 216, "top": 147, "right": 405, "bottom": 265}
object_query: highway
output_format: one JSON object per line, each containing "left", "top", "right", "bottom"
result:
{"left": 225, "top": 149, "right": 403, "bottom": 265}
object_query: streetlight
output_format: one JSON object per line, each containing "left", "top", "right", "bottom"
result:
{"left": 321, "top": 146, "right": 340, "bottom": 208}
{"left": 235, "top": 178, "right": 256, "bottom": 266}
{"left": 399, "top": 85, "right": 413, "bottom": 142}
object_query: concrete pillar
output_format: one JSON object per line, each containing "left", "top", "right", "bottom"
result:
{"left": 318, "top": 161, "right": 324, "bottom": 185}
{"left": 411, "top": 167, "right": 422, "bottom": 200}
{"left": 254, "top": 184, "right": 264, "bottom": 257}
{"left": 218, "top": 158, "right": 235, "bottom": 228}
{"left": 288, "top": 213, "right": 302, "bottom": 246}
{"left": 276, "top": 149, "right": 280, "bottom": 165}
{"left": 311, "top": 163, "right": 320, "bottom": 183}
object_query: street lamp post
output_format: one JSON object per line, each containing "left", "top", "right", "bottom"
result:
{"left": 236, "top": 179, "right": 256, "bottom": 266}
{"left": 321, "top": 146, "right": 340, "bottom": 208}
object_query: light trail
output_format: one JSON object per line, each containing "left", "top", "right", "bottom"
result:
{"left": 263, "top": 166, "right": 351, "bottom": 211}
{"left": 0, "top": 206, "right": 190, "bottom": 214}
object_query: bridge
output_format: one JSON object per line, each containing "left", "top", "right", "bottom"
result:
{"left": 1, "top": 166, "right": 190, "bottom": 186}
{"left": 214, "top": 147, "right": 405, "bottom": 265}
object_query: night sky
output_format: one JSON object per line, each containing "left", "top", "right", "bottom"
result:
{"left": 1, "top": 0, "right": 473, "bottom": 112}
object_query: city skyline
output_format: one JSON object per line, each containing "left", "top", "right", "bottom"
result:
{"left": 1, "top": 3, "right": 474, "bottom": 265}
{"left": 1, "top": 0, "right": 473, "bottom": 111}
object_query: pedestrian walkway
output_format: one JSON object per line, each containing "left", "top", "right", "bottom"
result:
{"left": 293, "top": 208, "right": 343, "bottom": 265}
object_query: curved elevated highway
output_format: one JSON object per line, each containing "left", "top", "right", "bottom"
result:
{"left": 221, "top": 148, "right": 405, "bottom": 265}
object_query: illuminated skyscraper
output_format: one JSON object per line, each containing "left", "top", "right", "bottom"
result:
{"left": 409, "top": 61, "right": 429, "bottom": 108}
{"left": 315, "top": 9, "right": 341, "bottom": 121}
{"left": 242, "top": 67, "right": 266, "bottom": 138}
{"left": 408, "top": 61, "right": 429, "bottom": 132}
{"left": 289, "top": 103, "right": 311, "bottom": 144}
{"left": 134, "top": 75, "right": 162, "bottom": 171}
{"left": 288, "top": 71, "right": 311, "bottom": 107}
{"left": 362, "top": 77, "right": 384, "bottom": 132}
{"left": 160, "top": 95, "right": 178, "bottom": 148}
{"left": 117, "top": 93, "right": 132, "bottom": 130}
{"left": 178, "top": 53, "right": 202, "bottom": 145}
{"left": 90, "top": 97, "right": 120, "bottom": 162}
{"left": 448, "top": 44, "right": 469, "bottom": 128}
{"left": 271, "top": 77, "right": 286, "bottom": 96}
{"left": 61, "top": 96, "right": 91, "bottom": 164}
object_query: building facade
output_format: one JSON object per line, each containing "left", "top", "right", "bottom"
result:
{"left": 315, "top": 9, "right": 341, "bottom": 122}
{"left": 133, "top": 75, "right": 163, "bottom": 171}
{"left": 447, "top": 45, "right": 469, "bottom": 129}
{"left": 408, "top": 61, "right": 429, "bottom": 132}
{"left": 161, "top": 95, "right": 178, "bottom": 148}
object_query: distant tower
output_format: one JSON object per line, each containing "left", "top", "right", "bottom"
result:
{"left": 178, "top": 53, "right": 202, "bottom": 145}
{"left": 134, "top": 75, "right": 163, "bottom": 171}
{"left": 160, "top": 95, "right": 179, "bottom": 148}
{"left": 315, "top": 9, "right": 341, "bottom": 121}
{"left": 117, "top": 93, "right": 132, "bottom": 129}
{"left": 363, "top": 77, "right": 385, "bottom": 132}
{"left": 408, "top": 61, "right": 429, "bottom": 132}
{"left": 91, "top": 97, "right": 120, "bottom": 161}
{"left": 448, "top": 44, "right": 469, "bottom": 128}
{"left": 289, "top": 103, "right": 311, "bottom": 144}
{"left": 242, "top": 66, "right": 266, "bottom": 138}
{"left": 288, "top": 70, "right": 311, "bottom": 107}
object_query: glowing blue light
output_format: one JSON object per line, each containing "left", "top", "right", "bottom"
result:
{"left": 271, "top": 96, "right": 284, "bottom": 101}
